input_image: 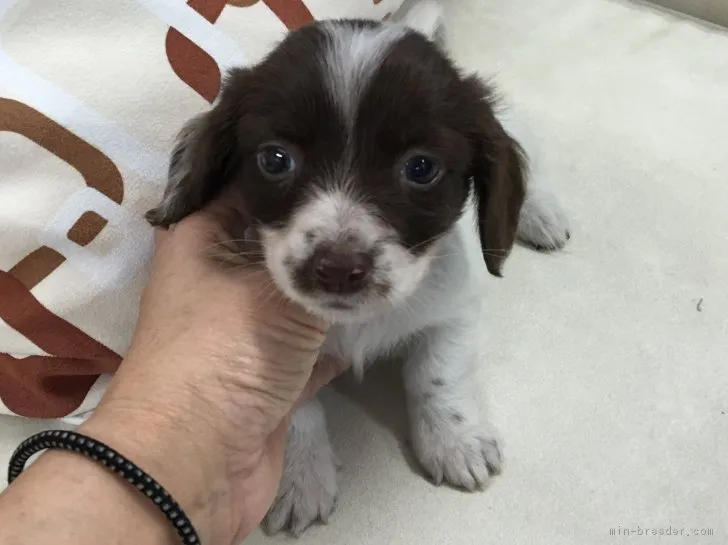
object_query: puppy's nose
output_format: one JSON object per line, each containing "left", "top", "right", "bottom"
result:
{"left": 312, "top": 249, "right": 372, "bottom": 294}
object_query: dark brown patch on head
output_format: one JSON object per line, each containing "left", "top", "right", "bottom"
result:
{"left": 352, "top": 32, "right": 473, "bottom": 254}
{"left": 146, "top": 23, "right": 346, "bottom": 229}
{"left": 349, "top": 29, "right": 526, "bottom": 271}
{"left": 432, "top": 378, "right": 444, "bottom": 387}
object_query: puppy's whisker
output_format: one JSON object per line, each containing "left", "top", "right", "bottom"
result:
{"left": 256, "top": 281, "right": 284, "bottom": 314}
{"left": 215, "top": 238, "right": 263, "bottom": 246}
{"left": 207, "top": 242, "right": 262, "bottom": 255}
{"left": 207, "top": 252, "right": 265, "bottom": 263}
{"left": 400, "top": 292, "right": 432, "bottom": 318}
{"left": 220, "top": 263, "right": 267, "bottom": 276}
{"left": 209, "top": 254, "right": 265, "bottom": 269}
{"left": 432, "top": 247, "right": 507, "bottom": 260}
{"left": 204, "top": 242, "right": 263, "bottom": 263}
{"left": 408, "top": 234, "right": 444, "bottom": 253}
{"left": 253, "top": 279, "right": 277, "bottom": 303}
{"left": 423, "top": 278, "right": 445, "bottom": 291}
{"left": 207, "top": 248, "right": 264, "bottom": 256}
{"left": 249, "top": 280, "right": 271, "bottom": 302}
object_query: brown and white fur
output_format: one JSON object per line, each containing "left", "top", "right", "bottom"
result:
{"left": 147, "top": 6, "right": 569, "bottom": 537}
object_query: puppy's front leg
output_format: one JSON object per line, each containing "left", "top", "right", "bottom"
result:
{"left": 263, "top": 397, "right": 338, "bottom": 536}
{"left": 517, "top": 183, "right": 571, "bottom": 251}
{"left": 496, "top": 108, "right": 570, "bottom": 251}
{"left": 404, "top": 317, "right": 503, "bottom": 491}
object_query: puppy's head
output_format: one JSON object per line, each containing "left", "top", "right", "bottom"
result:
{"left": 147, "top": 20, "right": 526, "bottom": 322}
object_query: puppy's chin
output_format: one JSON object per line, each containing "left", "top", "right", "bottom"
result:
{"left": 288, "top": 294, "right": 399, "bottom": 324}
{"left": 261, "top": 273, "right": 398, "bottom": 323}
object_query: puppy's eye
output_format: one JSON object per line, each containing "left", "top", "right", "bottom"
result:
{"left": 257, "top": 145, "right": 295, "bottom": 179}
{"left": 402, "top": 154, "right": 441, "bottom": 186}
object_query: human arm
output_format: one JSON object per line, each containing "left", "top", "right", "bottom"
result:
{"left": 0, "top": 213, "right": 339, "bottom": 545}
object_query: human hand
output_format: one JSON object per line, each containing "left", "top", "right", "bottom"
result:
{"left": 80, "top": 212, "right": 341, "bottom": 545}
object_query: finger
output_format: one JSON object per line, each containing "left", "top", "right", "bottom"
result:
{"left": 296, "top": 356, "right": 345, "bottom": 406}
{"left": 308, "top": 356, "right": 344, "bottom": 390}
{"left": 151, "top": 212, "right": 222, "bottom": 255}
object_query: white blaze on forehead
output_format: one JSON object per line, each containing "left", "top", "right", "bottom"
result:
{"left": 290, "top": 188, "right": 386, "bottom": 251}
{"left": 321, "top": 22, "right": 408, "bottom": 129}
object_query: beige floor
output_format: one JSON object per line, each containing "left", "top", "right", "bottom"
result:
{"left": 2, "top": 0, "right": 728, "bottom": 543}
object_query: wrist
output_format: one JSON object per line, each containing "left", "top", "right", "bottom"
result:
{"left": 78, "top": 400, "right": 242, "bottom": 545}
{"left": 0, "top": 448, "right": 178, "bottom": 545}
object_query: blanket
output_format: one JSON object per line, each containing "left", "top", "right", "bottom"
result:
{"left": 0, "top": 0, "right": 404, "bottom": 420}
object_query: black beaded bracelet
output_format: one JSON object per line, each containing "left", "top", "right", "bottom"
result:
{"left": 7, "top": 430, "right": 201, "bottom": 545}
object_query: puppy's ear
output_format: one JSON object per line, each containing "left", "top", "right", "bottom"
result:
{"left": 462, "top": 76, "right": 527, "bottom": 276}
{"left": 146, "top": 71, "right": 246, "bottom": 228}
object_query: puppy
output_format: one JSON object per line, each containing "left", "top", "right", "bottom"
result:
{"left": 147, "top": 17, "right": 569, "bottom": 536}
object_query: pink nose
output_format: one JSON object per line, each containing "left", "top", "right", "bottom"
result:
{"left": 312, "top": 249, "right": 372, "bottom": 294}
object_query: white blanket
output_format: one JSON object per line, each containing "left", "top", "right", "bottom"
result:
{"left": 0, "top": 0, "right": 403, "bottom": 420}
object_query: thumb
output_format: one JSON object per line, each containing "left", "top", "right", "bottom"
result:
{"left": 296, "top": 356, "right": 345, "bottom": 407}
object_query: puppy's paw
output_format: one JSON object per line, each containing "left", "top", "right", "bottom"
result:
{"left": 399, "top": 0, "right": 445, "bottom": 41}
{"left": 411, "top": 413, "right": 503, "bottom": 491}
{"left": 263, "top": 443, "right": 338, "bottom": 537}
{"left": 517, "top": 186, "right": 570, "bottom": 251}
